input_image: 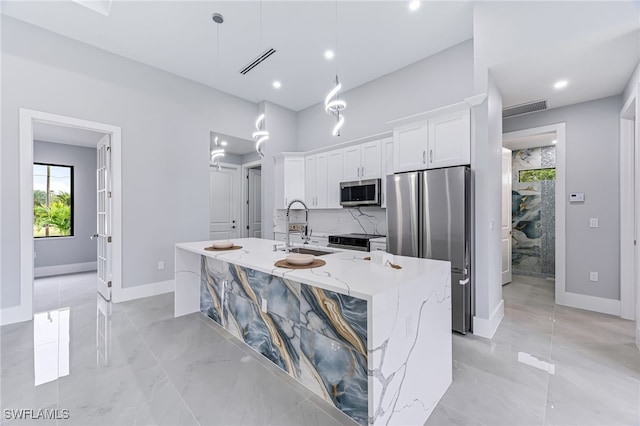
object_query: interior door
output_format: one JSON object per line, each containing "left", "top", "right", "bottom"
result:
{"left": 209, "top": 164, "right": 240, "bottom": 240}
{"left": 248, "top": 168, "right": 262, "bottom": 238}
{"left": 501, "top": 147, "right": 513, "bottom": 285}
{"left": 96, "top": 135, "right": 112, "bottom": 301}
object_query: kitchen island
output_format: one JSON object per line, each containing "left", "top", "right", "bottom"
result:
{"left": 174, "top": 238, "right": 451, "bottom": 425}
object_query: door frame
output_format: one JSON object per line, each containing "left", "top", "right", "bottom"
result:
{"left": 241, "top": 159, "right": 262, "bottom": 238}
{"left": 503, "top": 123, "right": 566, "bottom": 307}
{"left": 620, "top": 85, "right": 638, "bottom": 325}
{"left": 501, "top": 147, "right": 512, "bottom": 285}
{"left": 15, "top": 108, "right": 122, "bottom": 324}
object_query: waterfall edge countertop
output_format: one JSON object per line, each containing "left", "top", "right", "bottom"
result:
{"left": 176, "top": 237, "right": 450, "bottom": 301}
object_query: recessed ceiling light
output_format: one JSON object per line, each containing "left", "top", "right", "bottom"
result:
{"left": 554, "top": 80, "right": 568, "bottom": 89}
{"left": 272, "top": 81, "right": 282, "bottom": 89}
{"left": 551, "top": 140, "right": 557, "bottom": 144}
{"left": 220, "top": 141, "right": 228, "bottom": 146}
{"left": 408, "top": 1, "right": 421, "bottom": 11}
{"left": 324, "top": 50, "right": 335, "bottom": 60}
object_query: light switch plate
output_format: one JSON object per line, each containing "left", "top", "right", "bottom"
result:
{"left": 569, "top": 193, "right": 585, "bottom": 202}
{"left": 590, "top": 272, "right": 598, "bottom": 282}
{"left": 157, "top": 261, "right": 165, "bottom": 270}
{"left": 589, "top": 218, "right": 599, "bottom": 228}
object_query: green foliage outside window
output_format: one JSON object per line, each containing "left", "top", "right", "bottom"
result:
{"left": 33, "top": 164, "right": 73, "bottom": 237}
{"left": 519, "top": 168, "right": 556, "bottom": 182}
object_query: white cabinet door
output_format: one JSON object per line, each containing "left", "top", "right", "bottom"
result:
{"left": 284, "top": 156, "right": 305, "bottom": 207}
{"left": 394, "top": 121, "right": 428, "bottom": 173}
{"left": 427, "top": 109, "right": 471, "bottom": 168}
{"left": 315, "top": 152, "right": 328, "bottom": 208}
{"left": 275, "top": 154, "right": 305, "bottom": 209}
{"left": 326, "top": 149, "right": 343, "bottom": 208}
{"left": 305, "top": 155, "right": 317, "bottom": 208}
{"left": 361, "top": 140, "right": 381, "bottom": 179}
{"left": 343, "top": 145, "right": 361, "bottom": 181}
{"left": 381, "top": 137, "right": 394, "bottom": 208}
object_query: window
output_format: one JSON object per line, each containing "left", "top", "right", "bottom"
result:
{"left": 34, "top": 163, "right": 74, "bottom": 238}
{"left": 519, "top": 168, "right": 556, "bottom": 182}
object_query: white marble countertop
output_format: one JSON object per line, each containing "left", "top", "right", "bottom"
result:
{"left": 176, "top": 238, "right": 449, "bottom": 300}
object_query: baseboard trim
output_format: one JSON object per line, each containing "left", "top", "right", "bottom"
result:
{"left": 473, "top": 299, "right": 504, "bottom": 339}
{"left": 556, "top": 291, "right": 621, "bottom": 316}
{"left": 0, "top": 303, "right": 32, "bottom": 326}
{"left": 34, "top": 261, "right": 97, "bottom": 278}
{"left": 114, "top": 279, "right": 174, "bottom": 303}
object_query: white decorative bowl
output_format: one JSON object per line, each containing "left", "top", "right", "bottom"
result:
{"left": 286, "top": 253, "right": 314, "bottom": 266}
{"left": 211, "top": 241, "right": 233, "bottom": 249}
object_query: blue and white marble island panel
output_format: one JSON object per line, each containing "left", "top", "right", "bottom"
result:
{"left": 175, "top": 238, "right": 452, "bottom": 425}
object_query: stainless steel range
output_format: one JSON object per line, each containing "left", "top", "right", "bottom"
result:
{"left": 327, "top": 233, "right": 385, "bottom": 252}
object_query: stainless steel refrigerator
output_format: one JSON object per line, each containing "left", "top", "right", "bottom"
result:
{"left": 386, "top": 166, "right": 472, "bottom": 334}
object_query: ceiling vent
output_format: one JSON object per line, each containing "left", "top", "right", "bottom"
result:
{"left": 239, "top": 48, "right": 277, "bottom": 75}
{"left": 503, "top": 99, "right": 548, "bottom": 118}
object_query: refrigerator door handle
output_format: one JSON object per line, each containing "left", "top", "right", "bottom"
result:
{"left": 459, "top": 277, "right": 470, "bottom": 285}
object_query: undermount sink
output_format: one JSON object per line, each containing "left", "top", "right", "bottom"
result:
{"left": 286, "top": 247, "right": 334, "bottom": 256}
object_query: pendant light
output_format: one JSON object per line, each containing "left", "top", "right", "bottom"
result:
{"left": 252, "top": 1, "right": 269, "bottom": 157}
{"left": 325, "top": 0, "right": 346, "bottom": 136}
{"left": 211, "top": 136, "right": 225, "bottom": 171}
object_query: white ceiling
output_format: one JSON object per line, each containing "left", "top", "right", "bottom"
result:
{"left": 503, "top": 132, "right": 556, "bottom": 151}
{"left": 210, "top": 131, "right": 255, "bottom": 155}
{"left": 2, "top": 1, "right": 638, "bottom": 114}
{"left": 33, "top": 121, "right": 106, "bottom": 148}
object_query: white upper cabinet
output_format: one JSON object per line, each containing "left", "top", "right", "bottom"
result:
{"left": 394, "top": 121, "right": 428, "bottom": 173}
{"left": 381, "top": 137, "right": 394, "bottom": 208}
{"left": 394, "top": 108, "right": 470, "bottom": 173}
{"left": 305, "top": 151, "right": 335, "bottom": 209}
{"left": 428, "top": 109, "right": 471, "bottom": 168}
{"left": 274, "top": 154, "right": 305, "bottom": 209}
{"left": 343, "top": 140, "right": 382, "bottom": 181}
{"left": 326, "top": 149, "right": 343, "bottom": 208}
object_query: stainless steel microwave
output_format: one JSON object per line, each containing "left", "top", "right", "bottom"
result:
{"left": 339, "top": 179, "right": 381, "bottom": 207}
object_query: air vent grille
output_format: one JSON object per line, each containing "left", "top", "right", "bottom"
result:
{"left": 239, "top": 48, "right": 277, "bottom": 75}
{"left": 503, "top": 100, "right": 548, "bottom": 118}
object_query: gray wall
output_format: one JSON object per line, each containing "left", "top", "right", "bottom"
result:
{"left": 503, "top": 95, "right": 622, "bottom": 300}
{"left": 296, "top": 39, "right": 474, "bottom": 151}
{"left": 1, "top": 17, "right": 260, "bottom": 308}
{"left": 33, "top": 141, "right": 97, "bottom": 268}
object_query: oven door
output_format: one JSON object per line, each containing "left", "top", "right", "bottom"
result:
{"left": 340, "top": 179, "right": 381, "bottom": 207}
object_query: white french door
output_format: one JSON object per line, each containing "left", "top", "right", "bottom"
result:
{"left": 501, "top": 147, "right": 512, "bottom": 285}
{"left": 96, "top": 135, "right": 112, "bottom": 300}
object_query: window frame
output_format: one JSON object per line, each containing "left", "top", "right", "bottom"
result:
{"left": 33, "top": 162, "right": 75, "bottom": 239}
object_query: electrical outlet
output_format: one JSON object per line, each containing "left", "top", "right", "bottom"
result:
{"left": 157, "top": 261, "right": 165, "bottom": 270}
{"left": 590, "top": 272, "right": 598, "bottom": 282}
{"left": 261, "top": 297, "right": 268, "bottom": 313}
{"left": 589, "top": 218, "right": 599, "bottom": 228}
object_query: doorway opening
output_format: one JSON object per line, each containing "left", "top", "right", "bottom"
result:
{"left": 14, "top": 109, "right": 122, "bottom": 325}
{"left": 243, "top": 161, "right": 262, "bottom": 238}
{"left": 502, "top": 123, "right": 566, "bottom": 305}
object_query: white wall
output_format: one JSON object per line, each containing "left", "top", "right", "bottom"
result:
{"left": 1, "top": 17, "right": 259, "bottom": 308}
{"left": 261, "top": 101, "right": 298, "bottom": 240}
{"left": 503, "top": 96, "right": 623, "bottom": 300}
{"left": 623, "top": 61, "right": 639, "bottom": 103}
{"left": 33, "top": 141, "right": 97, "bottom": 270}
{"left": 470, "top": 72, "right": 504, "bottom": 337}
{"left": 296, "top": 40, "right": 474, "bottom": 152}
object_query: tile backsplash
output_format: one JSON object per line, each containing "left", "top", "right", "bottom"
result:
{"left": 273, "top": 207, "right": 387, "bottom": 236}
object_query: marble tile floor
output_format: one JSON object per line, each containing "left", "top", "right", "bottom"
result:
{"left": 1, "top": 272, "right": 638, "bottom": 425}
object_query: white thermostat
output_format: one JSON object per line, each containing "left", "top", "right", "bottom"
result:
{"left": 569, "top": 193, "right": 585, "bottom": 203}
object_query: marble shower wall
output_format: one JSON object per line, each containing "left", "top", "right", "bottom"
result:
{"left": 200, "top": 257, "right": 369, "bottom": 425}
{"left": 273, "top": 207, "right": 387, "bottom": 236}
{"left": 512, "top": 146, "right": 556, "bottom": 278}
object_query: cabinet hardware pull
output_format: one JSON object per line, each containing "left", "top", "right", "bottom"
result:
{"left": 422, "top": 151, "right": 426, "bottom": 164}
{"left": 430, "top": 149, "right": 433, "bottom": 163}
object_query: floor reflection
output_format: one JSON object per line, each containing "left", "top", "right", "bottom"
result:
{"left": 33, "top": 308, "right": 70, "bottom": 386}
{"left": 96, "top": 295, "right": 112, "bottom": 366}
